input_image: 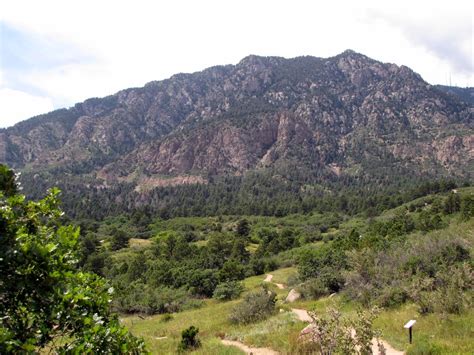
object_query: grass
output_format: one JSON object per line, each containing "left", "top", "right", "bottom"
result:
{"left": 227, "top": 312, "right": 306, "bottom": 353}
{"left": 122, "top": 266, "right": 474, "bottom": 354}
{"left": 375, "top": 304, "right": 474, "bottom": 354}
{"left": 246, "top": 243, "right": 259, "bottom": 253}
{"left": 121, "top": 206, "right": 474, "bottom": 354}
{"left": 122, "top": 271, "right": 306, "bottom": 354}
{"left": 192, "top": 240, "right": 208, "bottom": 247}
{"left": 128, "top": 238, "right": 152, "bottom": 248}
{"left": 289, "top": 294, "right": 474, "bottom": 354}
{"left": 122, "top": 299, "right": 243, "bottom": 354}
{"left": 269, "top": 267, "right": 297, "bottom": 285}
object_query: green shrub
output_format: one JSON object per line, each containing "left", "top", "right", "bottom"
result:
{"left": 0, "top": 166, "right": 145, "bottom": 353}
{"left": 433, "top": 263, "right": 473, "bottom": 314}
{"left": 264, "top": 258, "right": 278, "bottom": 272}
{"left": 181, "top": 299, "right": 204, "bottom": 311}
{"left": 301, "top": 307, "right": 383, "bottom": 355}
{"left": 377, "top": 286, "right": 408, "bottom": 308}
{"left": 460, "top": 195, "right": 474, "bottom": 220}
{"left": 249, "top": 258, "right": 265, "bottom": 275}
{"left": 287, "top": 273, "right": 301, "bottom": 287}
{"left": 298, "top": 278, "right": 330, "bottom": 299}
{"left": 160, "top": 313, "right": 173, "bottom": 322}
{"left": 177, "top": 325, "right": 201, "bottom": 352}
{"left": 113, "top": 282, "right": 191, "bottom": 314}
{"left": 213, "top": 281, "right": 244, "bottom": 301}
{"left": 229, "top": 287, "right": 276, "bottom": 324}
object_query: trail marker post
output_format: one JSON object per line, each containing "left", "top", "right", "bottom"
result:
{"left": 404, "top": 320, "right": 416, "bottom": 344}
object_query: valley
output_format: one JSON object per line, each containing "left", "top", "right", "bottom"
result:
{"left": 102, "top": 187, "right": 473, "bottom": 354}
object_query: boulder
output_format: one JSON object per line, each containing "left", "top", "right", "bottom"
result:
{"left": 285, "top": 288, "right": 301, "bottom": 302}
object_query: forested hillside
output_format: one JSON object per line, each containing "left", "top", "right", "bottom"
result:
{"left": 1, "top": 51, "right": 472, "bottom": 219}
{"left": 78, "top": 182, "right": 473, "bottom": 354}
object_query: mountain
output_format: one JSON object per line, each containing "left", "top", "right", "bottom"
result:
{"left": 1, "top": 50, "right": 472, "bottom": 218}
{"left": 435, "top": 85, "right": 474, "bottom": 106}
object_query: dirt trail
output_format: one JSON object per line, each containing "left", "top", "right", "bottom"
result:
{"left": 371, "top": 338, "right": 403, "bottom": 355}
{"left": 263, "top": 274, "right": 285, "bottom": 289}
{"left": 292, "top": 308, "right": 404, "bottom": 355}
{"left": 221, "top": 339, "right": 279, "bottom": 355}
{"left": 222, "top": 275, "right": 402, "bottom": 354}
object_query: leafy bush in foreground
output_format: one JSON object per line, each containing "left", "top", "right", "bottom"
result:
{"left": 0, "top": 164, "right": 146, "bottom": 353}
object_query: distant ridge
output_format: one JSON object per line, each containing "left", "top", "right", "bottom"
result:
{"left": 1, "top": 51, "right": 472, "bottom": 217}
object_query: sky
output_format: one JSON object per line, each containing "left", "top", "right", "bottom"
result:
{"left": 0, "top": 0, "right": 472, "bottom": 128}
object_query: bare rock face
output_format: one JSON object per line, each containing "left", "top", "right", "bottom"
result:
{"left": 0, "top": 50, "right": 472, "bottom": 198}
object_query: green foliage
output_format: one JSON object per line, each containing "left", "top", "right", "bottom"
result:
{"left": 406, "top": 341, "right": 443, "bottom": 355}
{"left": 297, "top": 278, "right": 331, "bottom": 299}
{"left": 256, "top": 227, "right": 300, "bottom": 256}
{"left": 298, "top": 231, "right": 356, "bottom": 293}
{"left": 430, "top": 263, "right": 473, "bottom": 314}
{"left": 230, "top": 239, "right": 250, "bottom": 263}
{"left": 236, "top": 218, "right": 250, "bottom": 237}
{"left": 460, "top": 195, "right": 474, "bottom": 220}
{"left": 345, "top": 228, "right": 471, "bottom": 310}
{"left": 0, "top": 164, "right": 17, "bottom": 196}
{"left": 212, "top": 281, "right": 245, "bottom": 301}
{"left": 218, "top": 260, "right": 246, "bottom": 282}
{"left": 177, "top": 326, "right": 201, "bottom": 352}
{"left": 112, "top": 281, "right": 193, "bottom": 315}
{"left": 302, "top": 307, "right": 383, "bottom": 355}
{"left": 229, "top": 287, "right": 276, "bottom": 324}
{"left": 160, "top": 313, "right": 173, "bottom": 323}
{"left": 111, "top": 227, "right": 130, "bottom": 250}
{"left": 0, "top": 165, "right": 146, "bottom": 353}
{"left": 443, "top": 192, "right": 461, "bottom": 214}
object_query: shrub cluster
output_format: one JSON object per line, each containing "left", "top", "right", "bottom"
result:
{"left": 212, "top": 281, "right": 245, "bottom": 301}
{"left": 229, "top": 287, "right": 276, "bottom": 324}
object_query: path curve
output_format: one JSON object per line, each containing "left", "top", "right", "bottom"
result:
{"left": 221, "top": 339, "right": 279, "bottom": 355}
{"left": 263, "top": 274, "right": 285, "bottom": 289}
{"left": 292, "top": 308, "right": 404, "bottom": 355}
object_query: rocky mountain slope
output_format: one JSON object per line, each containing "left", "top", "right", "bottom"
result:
{"left": 0, "top": 50, "right": 472, "bottom": 215}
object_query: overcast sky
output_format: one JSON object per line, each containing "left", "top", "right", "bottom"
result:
{"left": 0, "top": 0, "right": 472, "bottom": 128}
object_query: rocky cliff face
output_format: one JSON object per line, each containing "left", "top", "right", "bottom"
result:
{"left": 1, "top": 50, "right": 472, "bottom": 193}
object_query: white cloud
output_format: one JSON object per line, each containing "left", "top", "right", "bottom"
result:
{"left": 0, "top": 89, "right": 54, "bottom": 128}
{"left": 0, "top": 0, "right": 472, "bottom": 126}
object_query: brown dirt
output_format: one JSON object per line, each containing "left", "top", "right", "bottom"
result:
{"left": 221, "top": 339, "right": 279, "bottom": 355}
{"left": 263, "top": 274, "right": 285, "bottom": 289}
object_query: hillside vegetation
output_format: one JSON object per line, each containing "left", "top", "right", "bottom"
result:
{"left": 83, "top": 186, "right": 473, "bottom": 354}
